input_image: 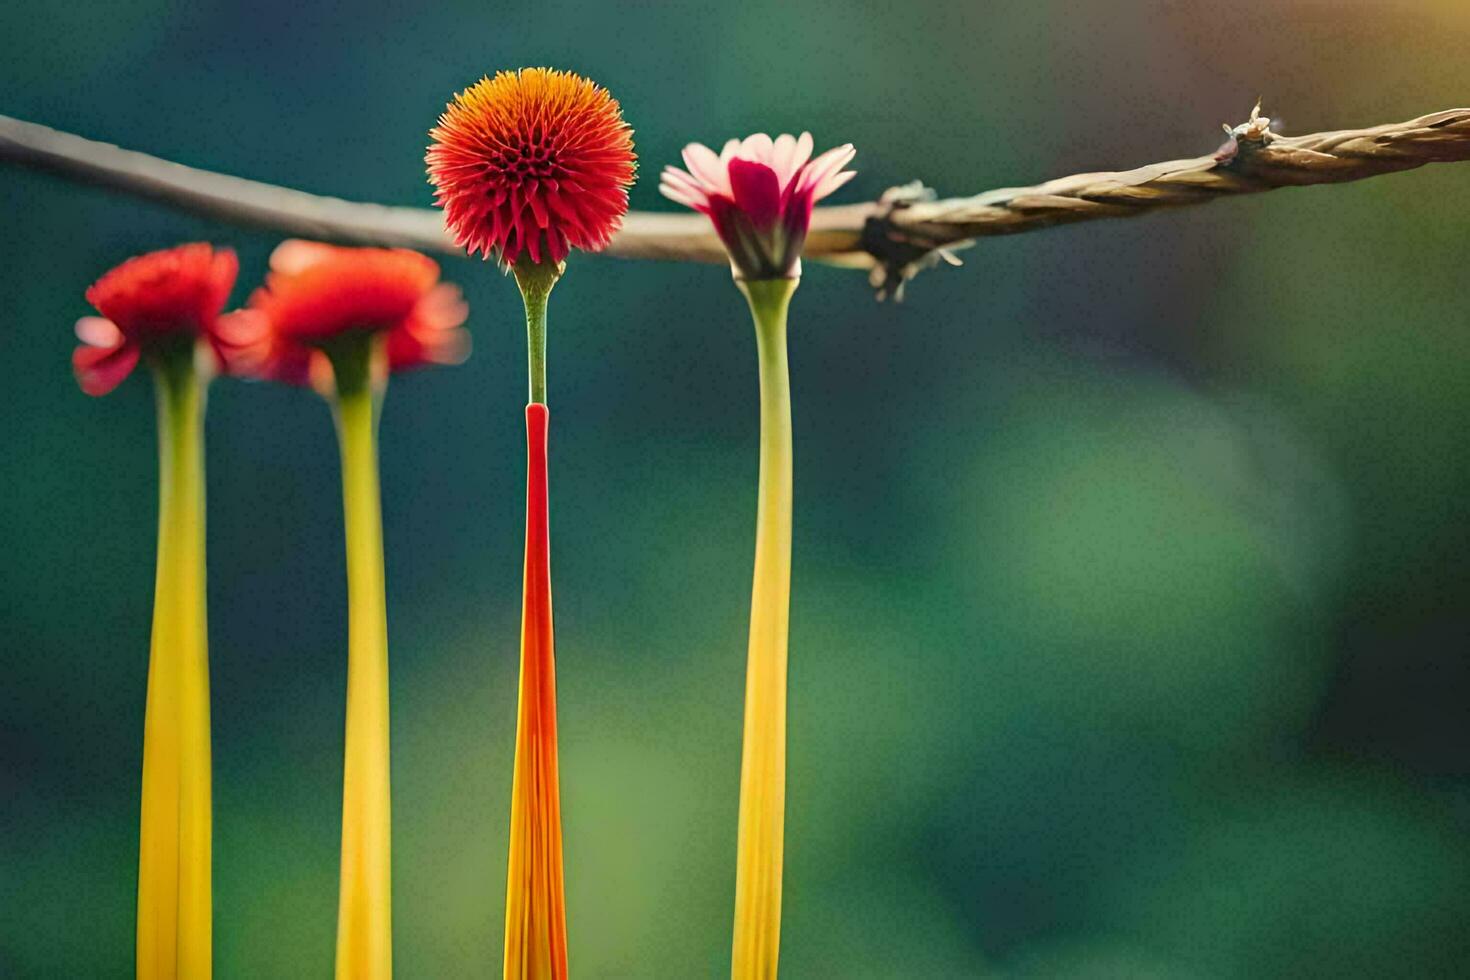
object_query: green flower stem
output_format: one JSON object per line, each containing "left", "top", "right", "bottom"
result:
{"left": 513, "top": 255, "right": 563, "bottom": 405}
{"left": 328, "top": 334, "right": 393, "bottom": 980}
{"left": 138, "top": 342, "right": 213, "bottom": 979}
{"left": 731, "top": 276, "right": 798, "bottom": 980}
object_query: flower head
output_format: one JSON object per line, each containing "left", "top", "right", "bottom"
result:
{"left": 427, "top": 68, "right": 636, "bottom": 266}
{"left": 661, "top": 133, "right": 856, "bottom": 280}
{"left": 227, "top": 240, "right": 469, "bottom": 390}
{"left": 73, "top": 243, "right": 239, "bottom": 395}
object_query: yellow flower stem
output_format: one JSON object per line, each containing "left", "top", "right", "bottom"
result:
{"left": 137, "top": 342, "right": 212, "bottom": 980}
{"left": 329, "top": 334, "right": 393, "bottom": 980}
{"left": 731, "top": 277, "right": 798, "bottom": 980}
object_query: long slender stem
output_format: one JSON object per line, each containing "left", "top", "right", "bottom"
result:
{"left": 731, "top": 277, "right": 798, "bottom": 980}
{"left": 503, "top": 403, "right": 568, "bottom": 980}
{"left": 330, "top": 335, "right": 393, "bottom": 980}
{"left": 137, "top": 344, "right": 212, "bottom": 980}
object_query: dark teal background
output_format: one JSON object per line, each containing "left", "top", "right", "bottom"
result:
{"left": 3, "top": 1, "right": 1469, "bottom": 976}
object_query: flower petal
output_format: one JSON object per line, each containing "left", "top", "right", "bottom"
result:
{"left": 728, "top": 159, "right": 783, "bottom": 232}
{"left": 793, "top": 132, "right": 814, "bottom": 175}
{"left": 770, "top": 134, "right": 796, "bottom": 183}
{"left": 75, "top": 316, "right": 123, "bottom": 348}
{"left": 682, "top": 142, "right": 729, "bottom": 194}
{"left": 84, "top": 242, "right": 235, "bottom": 340}
{"left": 205, "top": 248, "right": 240, "bottom": 314}
{"left": 813, "top": 168, "right": 857, "bottom": 199}
{"left": 739, "top": 132, "right": 775, "bottom": 164}
{"left": 770, "top": 133, "right": 814, "bottom": 190}
{"left": 211, "top": 309, "right": 273, "bottom": 377}
{"left": 659, "top": 167, "right": 712, "bottom": 210}
{"left": 213, "top": 308, "right": 270, "bottom": 347}
{"left": 799, "top": 144, "right": 857, "bottom": 197}
{"left": 73, "top": 340, "right": 140, "bottom": 396}
{"left": 270, "top": 239, "right": 336, "bottom": 274}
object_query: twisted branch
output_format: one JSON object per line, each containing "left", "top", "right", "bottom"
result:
{"left": 3, "top": 105, "right": 1468, "bottom": 295}
{"left": 867, "top": 104, "right": 1470, "bottom": 293}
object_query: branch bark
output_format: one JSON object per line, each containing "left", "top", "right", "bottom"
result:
{"left": 3, "top": 106, "right": 1467, "bottom": 296}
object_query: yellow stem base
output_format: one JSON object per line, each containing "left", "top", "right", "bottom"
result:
{"left": 730, "top": 278, "right": 798, "bottom": 980}
{"left": 331, "top": 337, "right": 393, "bottom": 980}
{"left": 137, "top": 348, "right": 212, "bottom": 980}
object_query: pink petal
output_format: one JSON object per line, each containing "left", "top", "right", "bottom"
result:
{"left": 424, "top": 329, "right": 471, "bottom": 365}
{"left": 659, "top": 185, "right": 709, "bottom": 211}
{"left": 659, "top": 167, "right": 712, "bottom": 210}
{"left": 739, "top": 133, "right": 775, "bottom": 164}
{"left": 211, "top": 310, "right": 272, "bottom": 377}
{"left": 682, "top": 143, "right": 728, "bottom": 195}
{"left": 770, "top": 134, "right": 795, "bottom": 186}
{"left": 779, "top": 133, "right": 816, "bottom": 198}
{"left": 770, "top": 133, "right": 814, "bottom": 189}
{"left": 75, "top": 316, "right": 122, "bottom": 347}
{"left": 813, "top": 168, "right": 857, "bottom": 200}
{"left": 416, "top": 283, "right": 469, "bottom": 331}
{"left": 793, "top": 132, "right": 814, "bottom": 173}
{"left": 800, "top": 144, "right": 857, "bottom": 195}
{"left": 213, "top": 308, "right": 269, "bottom": 346}
{"left": 269, "top": 239, "right": 336, "bottom": 274}
{"left": 307, "top": 350, "right": 335, "bottom": 398}
{"left": 388, "top": 318, "right": 470, "bottom": 371}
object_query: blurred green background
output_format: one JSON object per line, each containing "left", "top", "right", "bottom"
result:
{"left": 3, "top": 1, "right": 1469, "bottom": 976}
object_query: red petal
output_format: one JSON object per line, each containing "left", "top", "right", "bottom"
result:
{"left": 73, "top": 341, "right": 141, "bottom": 396}
{"left": 727, "top": 158, "right": 782, "bottom": 232}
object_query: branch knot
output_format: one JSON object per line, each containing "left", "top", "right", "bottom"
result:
{"left": 861, "top": 181, "right": 967, "bottom": 301}
{"left": 1215, "top": 100, "right": 1277, "bottom": 164}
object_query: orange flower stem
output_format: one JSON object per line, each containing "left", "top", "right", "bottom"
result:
{"left": 329, "top": 334, "right": 393, "bottom": 980}
{"left": 731, "top": 277, "right": 798, "bottom": 980}
{"left": 137, "top": 341, "right": 213, "bottom": 980}
{"left": 504, "top": 259, "right": 569, "bottom": 980}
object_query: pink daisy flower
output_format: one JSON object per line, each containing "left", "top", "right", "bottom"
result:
{"left": 660, "top": 132, "right": 856, "bottom": 280}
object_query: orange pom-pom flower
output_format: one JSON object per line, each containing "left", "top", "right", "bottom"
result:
{"left": 73, "top": 242, "right": 238, "bottom": 395}
{"left": 227, "top": 240, "right": 469, "bottom": 390}
{"left": 427, "top": 68, "right": 636, "bottom": 265}
{"left": 427, "top": 68, "right": 634, "bottom": 980}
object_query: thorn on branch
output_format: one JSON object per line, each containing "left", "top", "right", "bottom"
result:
{"left": 1214, "top": 99, "right": 1277, "bottom": 164}
{"left": 861, "top": 181, "right": 969, "bottom": 301}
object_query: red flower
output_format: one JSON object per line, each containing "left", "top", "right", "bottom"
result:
{"left": 427, "top": 68, "right": 636, "bottom": 265}
{"left": 228, "top": 240, "right": 470, "bottom": 388}
{"left": 73, "top": 243, "right": 238, "bottom": 396}
{"left": 660, "top": 133, "right": 856, "bottom": 280}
